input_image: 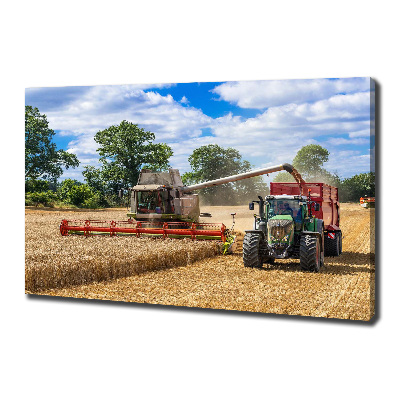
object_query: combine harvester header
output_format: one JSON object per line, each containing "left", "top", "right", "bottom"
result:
{"left": 60, "top": 220, "right": 228, "bottom": 241}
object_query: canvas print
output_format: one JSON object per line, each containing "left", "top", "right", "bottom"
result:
{"left": 25, "top": 78, "right": 375, "bottom": 320}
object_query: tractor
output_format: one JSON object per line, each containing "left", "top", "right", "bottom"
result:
{"left": 243, "top": 181, "right": 342, "bottom": 272}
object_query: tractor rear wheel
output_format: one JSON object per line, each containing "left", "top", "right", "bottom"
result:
{"left": 243, "top": 233, "right": 263, "bottom": 268}
{"left": 300, "top": 234, "right": 322, "bottom": 272}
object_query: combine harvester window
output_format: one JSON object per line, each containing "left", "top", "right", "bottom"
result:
{"left": 137, "top": 191, "right": 163, "bottom": 214}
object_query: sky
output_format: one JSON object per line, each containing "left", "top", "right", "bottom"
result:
{"left": 25, "top": 78, "right": 374, "bottom": 183}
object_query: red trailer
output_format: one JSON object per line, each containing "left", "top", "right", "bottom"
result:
{"left": 270, "top": 182, "right": 342, "bottom": 256}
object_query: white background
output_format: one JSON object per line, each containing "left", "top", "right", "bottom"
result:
{"left": 1, "top": 1, "right": 398, "bottom": 399}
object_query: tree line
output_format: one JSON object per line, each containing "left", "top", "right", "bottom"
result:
{"left": 25, "top": 105, "right": 374, "bottom": 208}
{"left": 272, "top": 144, "right": 375, "bottom": 202}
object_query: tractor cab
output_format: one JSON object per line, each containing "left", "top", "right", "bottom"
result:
{"left": 267, "top": 197, "right": 303, "bottom": 219}
{"left": 250, "top": 195, "right": 308, "bottom": 224}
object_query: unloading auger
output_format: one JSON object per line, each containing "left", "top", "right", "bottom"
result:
{"left": 60, "top": 163, "right": 305, "bottom": 249}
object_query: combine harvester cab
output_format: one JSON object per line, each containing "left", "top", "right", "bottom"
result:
{"left": 127, "top": 168, "right": 201, "bottom": 223}
{"left": 243, "top": 180, "right": 343, "bottom": 272}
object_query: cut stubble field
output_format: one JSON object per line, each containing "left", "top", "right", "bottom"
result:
{"left": 26, "top": 203, "right": 375, "bottom": 321}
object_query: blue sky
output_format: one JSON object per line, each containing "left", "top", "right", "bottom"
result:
{"left": 25, "top": 78, "right": 374, "bottom": 182}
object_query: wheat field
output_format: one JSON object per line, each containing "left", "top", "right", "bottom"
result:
{"left": 26, "top": 204, "right": 375, "bottom": 320}
{"left": 25, "top": 209, "right": 219, "bottom": 292}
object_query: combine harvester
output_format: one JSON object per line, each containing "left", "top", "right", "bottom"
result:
{"left": 60, "top": 163, "right": 304, "bottom": 252}
{"left": 360, "top": 196, "right": 375, "bottom": 208}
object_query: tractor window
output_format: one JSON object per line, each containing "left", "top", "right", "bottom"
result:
{"left": 137, "top": 191, "right": 163, "bottom": 214}
{"left": 268, "top": 199, "right": 302, "bottom": 221}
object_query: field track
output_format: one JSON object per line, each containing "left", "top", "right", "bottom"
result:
{"left": 26, "top": 203, "right": 375, "bottom": 320}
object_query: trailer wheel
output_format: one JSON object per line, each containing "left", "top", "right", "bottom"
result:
{"left": 243, "top": 233, "right": 263, "bottom": 268}
{"left": 324, "top": 233, "right": 340, "bottom": 257}
{"left": 300, "top": 234, "right": 322, "bottom": 272}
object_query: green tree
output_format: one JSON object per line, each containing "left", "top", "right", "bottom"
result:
{"left": 93, "top": 121, "right": 173, "bottom": 189}
{"left": 25, "top": 191, "right": 57, "bottom": 207}
{"left": 273, "top": 171, "right": 295, "bottom": 183}
{"left": 57, "top": 179, "right": 100, "bottom": 207}
{"left": 57, "top": 179, "right": 83, "bottom": 202}
{"left": 340, "top": 172, "right": 375, "bottom": 202}
{"left": 292, "top": 144, "right": 330, "bottom": 180}
{"left": 316, "top": 170, "right": 341, "bottom": 187}
{"left": 82, "top": 166, "right": 109, "bottom": 206}
{"left": 182, "top": 144, "right": 268, "bottom": 205}
{"left": 25, "top": 106, "right": 79, "bottom": 181}
{"left": 273, "top": 144, "right": 339, "bottom": 186}
{"left": 271, "top": 144, "right": 373, "bottom": 203}
{"left": 82, "top": 166, "right": 104, "bottom": 193}
{"left": 234, "top": 159, "right": 270, "bottom": 202}
{"left": 25, "top": 179, "right": 50, "bottom": 193}
{"left": 68, "top": 184, "right": 97, "bottom": 207}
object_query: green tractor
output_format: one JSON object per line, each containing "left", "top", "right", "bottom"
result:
{"left": 243, "top": 194, "right": 325, "bottom": 272}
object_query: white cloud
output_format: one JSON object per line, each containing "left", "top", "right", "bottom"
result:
{"left": 212, "top": 77, "right": 370, "bottom": 109}
{"left": 127, "top": 83, "right": 176, "bottom": 90}
{"left": 202, "top": 91, "right": 372, "bottom": 177}
{"left": 348, "top": 129, "right": 371, "bottom": 138}
{"left": 67, "top": 134, "right": 99, "bottom": 156}
{"left": 61, "top": 88, "right": 372, "bottom": 180}
{"left": 211, "top": 92, "right": 370, "bottom": 143}
{"left": 44, "top": 85, "right": 213, "bottom": 168}
{"left": 180, "top": 96, "right": 189, "bottom": 104}
{"left": 35, "top": 80, "right": 372, "bottom": 181}
{"left": 325, "top": 150, "right": 372, "bottom": 177}
{"left": 46, "top": 85, "right": 211, "bottom": 140}
{"left": 168, "top": 131, "right": 316, "bottom": 176}
{"left": 327, "top": 137, "right": 370, "bottom": 146}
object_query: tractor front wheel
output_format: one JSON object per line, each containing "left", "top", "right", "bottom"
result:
{"left": 300, "top": 234, "right": 322, "bottom": 272}
{"left": 243, "top": 233, "right": 263, "bottom": 268}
